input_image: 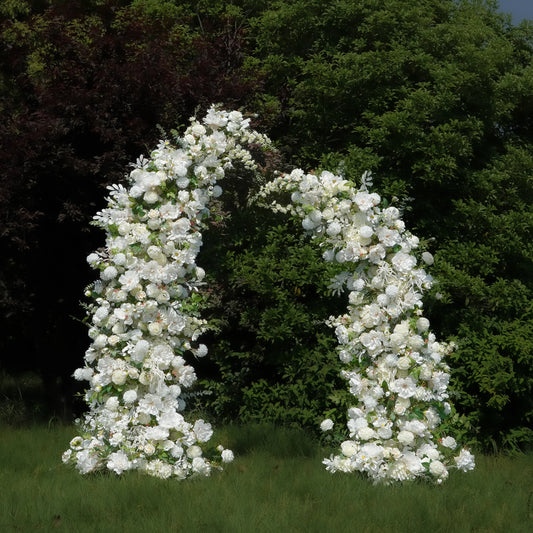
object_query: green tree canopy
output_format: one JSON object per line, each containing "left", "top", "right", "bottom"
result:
{"left": 239, "top": 0, "right": 533, "bottom": 450}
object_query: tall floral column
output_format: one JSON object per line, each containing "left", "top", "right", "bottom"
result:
{"left": 63, "top": 107, "right": 270, "bottom": 478}
{"left": 257, "top": 169, "right": 475, "bottom": 484}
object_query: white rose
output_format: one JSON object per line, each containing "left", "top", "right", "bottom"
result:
{"left": 105, "top": 396, "right": 119, "bottom": 411}
{"left": 143, "top": 443, "right": 156, "bottom": 456}
{"left": 192, "top": 457, "right": 210, "bottom": 475}
{"left": 327, "top": 221, "right": 342, "bottom": 236}
{"left": 396, "top": 356, "right": 411, "bottom": 370}
{"left": 420, "top": 365, "right": 432, "bottom": 380}
{"left": 441, "top": 436, "right": 457, "bottom": 449}
{"left": 341, "top": 441, "right": 357, "bottom": 457}
{"left": 93, "top": 334, "right": 108, "bottom": 349}
{"left": 359, "top": 225, "right": 373, "bottom": 239}
{"left": 221, "top": 449, "right": 234, "bottom": 463}
{"left": 123, "top": 390, "right": 137, "bottom": 404}
{"left": 320, "top": 419, "right": 334, "bottom": 431}
{"left": 108, "top": 334, "right": 120, "bottom": 346}
{"left": 73, "top": 367, "right": 93, "bottom": 381}
{"left": 187, "top": 445, "right": 202, "bottom": 459}
{"left": 397, "top": 430, "right": 415, "bottom": 445}
{"left": 416, "top": 317, "right": 430, "bottom": 332}
{"left": 148, "top": 322, "right": 163, "bottom": 336}
{"left": 358, "top": 427, "right": 376, "bottom": 441}
{"left": 111, "top": 369, "right": 127, "bottom": 386}
{"left": 429, "top": 460, "right": 446, "bottom": 477}
{"left": 144, "top": 190, "right": 159, "bottom": 204}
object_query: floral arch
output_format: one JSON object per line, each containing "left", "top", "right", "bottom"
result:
{"left": 64, "top": 106, "right": 474, "bottom": 483}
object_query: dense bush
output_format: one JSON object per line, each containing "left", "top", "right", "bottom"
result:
{"left": 241, "top": 0, "right": 533, "bottom": 451}
{"left": 197, "top": 196, "right": 349, "bottom": 430}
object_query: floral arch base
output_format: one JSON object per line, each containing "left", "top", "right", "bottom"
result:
{"left": 64, "top": 107, "right": 474, "bottom": 483}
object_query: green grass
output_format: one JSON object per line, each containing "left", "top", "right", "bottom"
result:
{"left": 1, "top": 424, "right": 532, "bottom": 533}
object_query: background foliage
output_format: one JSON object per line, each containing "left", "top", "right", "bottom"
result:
{"left": 1, "top": 0, "right": 531, "bottom": 451}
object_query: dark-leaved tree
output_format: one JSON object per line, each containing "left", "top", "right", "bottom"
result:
{"left": 0, "top": 0, "right": 261, "bottom": 419}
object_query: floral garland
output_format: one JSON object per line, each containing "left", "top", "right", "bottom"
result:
{"left": 65, "top": 105, "right": 474, "bottom": 484}
{"left": 256, "top": 169, "right": 475, "bottom": 483}
{"left": 63, "top": 107, "right": 270, "bottom": 478}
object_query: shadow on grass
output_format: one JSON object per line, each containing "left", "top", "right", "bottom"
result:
{"left": 216, "top": 422, "right": 322, "bottom": 458}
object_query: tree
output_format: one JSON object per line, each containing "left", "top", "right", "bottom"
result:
{"left": 243, "top": 0, "right": 533, "bottom": 450}
{"left": 0, "top": 0, "right": 261, "bottom": 418}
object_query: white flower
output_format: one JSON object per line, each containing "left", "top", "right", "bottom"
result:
{"left": 392, "top": 377, "right": 417, "bottom": 399}
{"left": 145, "top": 459, "right": 173, "bottom": 479}
{"left": 66, "top": 106, "right": 467, "bottom": 484}
{"left": 144, "top": 190, "right": 159, "bottom": 204}
{"left": 396, "top": 356, "right": 411, "bottom": 370}
{"left": 391, "top": 252, "right": 416, "bottom": 273}
{"left": 87, "top": 253, "right": 100, "bottom": 266}
{"left": 148, "top": 322, "right": 163, "bottom": 336}
{"left": 111, "top": 369, "right": 128, "bottom": 386}
{"left": 341, "top": 440, "right": 358, "bottom": 457}
{"left": 105, "top": 396, "right": 119, "bottom": 411}
{"left": 394, "top": 397, "right": 411, "bottom": 415}
{"left": 359, "top": 225, "right": 373, "bottom": 239}
{"left": 131, "top": 339, "right": 150, "bottom": 363}
{"left": 144, "top": 426, "right": 169, "bottom": 441}
{"left": 327, "top": 221, "right": 342, "bottom": 236}
{"left": 358, "top": 427, "right": 376, "bottom": 440}
{"left": 73, "top": 367, "right": 93, "bottom": 381}
{"left": 320, "top": 419, "right": 334, "bottom": 431}
{"left": 193, "top": 420, "right": 213, "bottom": 442}
{"left": 416, "top": 317, "right": 430, "bottom": 332}
{"left": 385, "top": 285, "right": 399, "bottom": 299}
{"left": 123, "top": 390, "right": 137, "bottom": 404}
{"left": 429, "top": 460, "right": 446, "bottom": 477}
{"left": 107, "top": 451, "right": 131, "bottom": 474}
{"left": 441, "top": 436, "right": 457, "bottom": 449}
{"left": 101, "top": 266, "right": 118, "bottom": 281}
{"left": 75, "top": 449, "right": 99, "bottom": 474}
{"left": 454, "top": 449, "right": 475, "bottom": 471}
{"left": 192, "top": 457, "right": 211, "bottom": 475}
{"left": 143, "top": 443, "right": 156, "bottom": 456}
{"left": 221, "top": 449, "right": 234, "bottom": 463}
{"left": 187, "top": 445, "right": 202, "bottom": 459}
{"left": 195, "top": 344, "right": 208, "bottom": 357}
{"left": 422, "top": 252, "right": 434, "bottom": 265}
{"left": 69, "top": 436, "right": 84, "bottom": 451}
{"left": 403, "top": 420, "right": 427, "bottom": 436}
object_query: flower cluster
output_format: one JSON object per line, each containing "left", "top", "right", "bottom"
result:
{"left": 257, "top": 169, "right": 475, "bottom": 483}
{"left": 63, "top": 107, "right": 270, "bottom": 478}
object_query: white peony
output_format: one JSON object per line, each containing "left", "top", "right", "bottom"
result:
{"left": 221, "top": 449, "right": 234, "bottom": 463}
{"left": 320, "top": 419, "right": 334, "bottom": 431}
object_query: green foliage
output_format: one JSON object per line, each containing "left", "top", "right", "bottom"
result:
{"left": 241, "top": 0, "right": 533, "bottom": 451}
{"left": 194, "top": 172, "right": 347, "bottom": 431}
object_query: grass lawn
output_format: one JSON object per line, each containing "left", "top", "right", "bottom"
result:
{"left": 1, "top": 424, "right": 532, "bottom": 532}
